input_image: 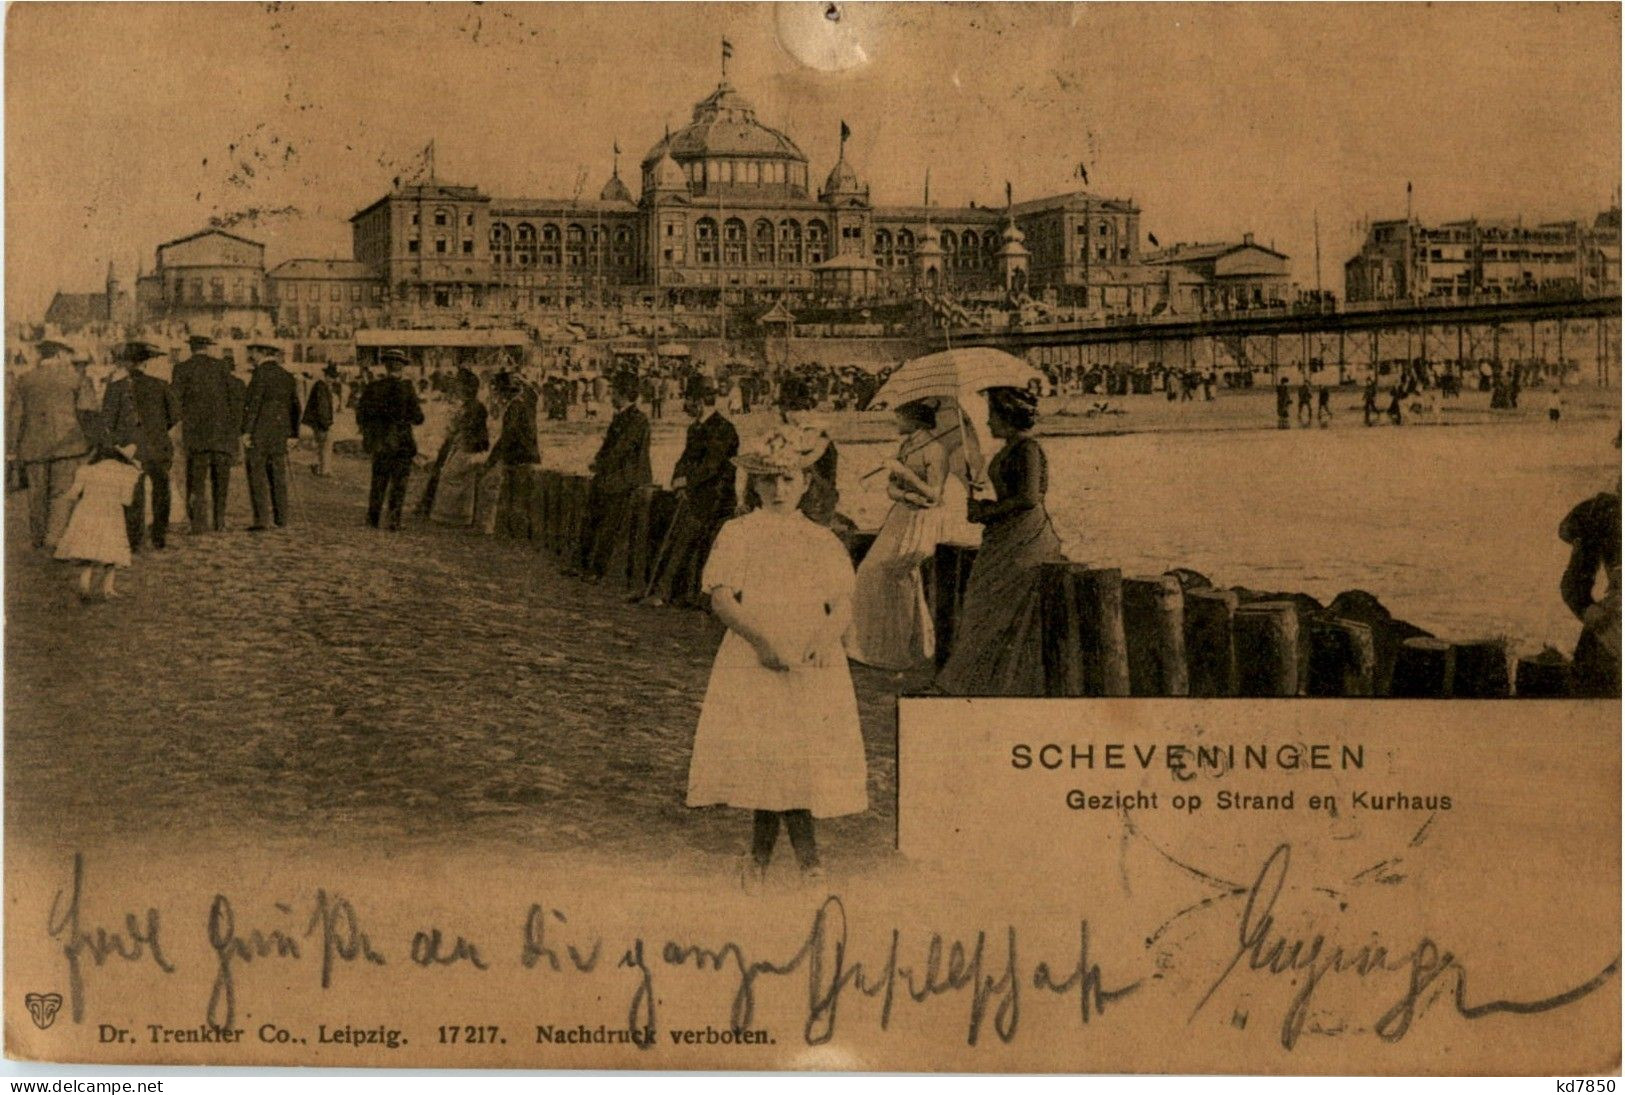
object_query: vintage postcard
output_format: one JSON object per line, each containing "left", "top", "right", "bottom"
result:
{"left": 4, "top": 1, "right": 1620, "bottom": 1075}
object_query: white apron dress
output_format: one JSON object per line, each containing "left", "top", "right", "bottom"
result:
{"left": 687, "top": 509, "right": 868, "bottom": 818}
{"left": 54, "top": 460, "right": 143, "bottom": 567}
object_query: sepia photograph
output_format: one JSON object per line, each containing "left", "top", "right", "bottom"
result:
{"left": 3, "top": 1, "right": 1619, "bottom": 1077}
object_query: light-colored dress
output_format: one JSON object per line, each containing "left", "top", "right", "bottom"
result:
{"left": 430, "top": 400, "right": 489, "bottom": 526}
{"left": 54, "top": 460, "right": 143, "bottom": 567}
{"left": 687, "top": 509, "right": 868, "bottom": 818}
{"left": 847, "top": 433, "right": 949, "bottom": 670}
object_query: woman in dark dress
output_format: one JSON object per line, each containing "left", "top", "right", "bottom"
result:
{"left": 936, "top": 386, "right": 1065, "bottom": 695}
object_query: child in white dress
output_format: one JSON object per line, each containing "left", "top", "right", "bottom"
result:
{"left": 687, "top": 425, "right": 867, "bottom": 885}
{"left": 54, "top": 444, "right": 143, "bottom": 600}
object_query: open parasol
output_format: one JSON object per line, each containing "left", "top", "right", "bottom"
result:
{"left": 865, "top": 347, "right": 1044, "bottom": 488}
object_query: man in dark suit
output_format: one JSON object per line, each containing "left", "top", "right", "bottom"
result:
{"left": 241, "top": 343, "right": 302, "bottom": 530}
{"left": 101, "top": 341, "right": 180, "bottom": 550}
{"left": 356, "top": 348, "right": 424, "bottom": 530}
{"left": 644, "top": 375, "right": 739, "bottom": 607}
{"left": 171, "top": 333, "right": 236, "bottom": 533}
{"left": 580, "top": 370, "right": 652, "bottom": 581}
{"left": 303, "top": 363, "right": 338, "bottom": 476}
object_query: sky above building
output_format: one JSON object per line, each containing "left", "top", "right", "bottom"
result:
{"left": 6, "top": 2, "right": 1620, "bottom": 318}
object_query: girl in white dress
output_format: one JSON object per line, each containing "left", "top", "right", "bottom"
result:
{"left": 54, "top": 444, "right": 143, "bottom": 600}
{"left": 687, "top": 425, "right": 867, "bottom": 883}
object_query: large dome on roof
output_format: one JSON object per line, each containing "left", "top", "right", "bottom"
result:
{"left": 641, "top": 81, "right": 807, "bottom": 167}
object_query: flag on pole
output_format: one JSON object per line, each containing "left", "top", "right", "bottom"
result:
{"left": 1075, "top": 162, "right": 1090, "bottom": 186}
{"left": 1005, "top": 180, "right": 1012, "bottom": 209}
{"left": 1148, "top": 232, "right": 1160, "bottom": 248}
{"left": 613, "top": 139, "right": 620, "bottom": 156}
{"left": 840, "top": 120, "right": 851, "bottom": 144}
{"left": 721, "top": 36, "right": 733, "bottom": 77}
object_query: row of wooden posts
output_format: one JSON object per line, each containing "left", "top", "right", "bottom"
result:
{"left": 490, "top": 469, "right": 1574, "bottom": 698}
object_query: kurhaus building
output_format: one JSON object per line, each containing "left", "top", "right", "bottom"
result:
{"left": 54, "top": 59, "right": 1289, "bottom": 339}
{"left": 343, "top": 65, "right": 1280, "bottom": 319}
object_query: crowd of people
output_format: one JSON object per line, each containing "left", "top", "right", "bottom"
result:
{"left": 10, "top": 326, "right": 1616, "bottom": 885}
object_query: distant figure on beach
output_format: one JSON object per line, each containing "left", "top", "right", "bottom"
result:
{"left": 7, "top": 339, "right": 92, "bottom": 551}
{"left": 847, "top": 399, "right": 950, "bottom": 672}
{"left": 481, "top": 370, "right": 542, "bottom": 535}
{"left": 1363, "top": 374, "right": 1379, "bottom": 427}
{"left": 1275, "top": 375, "right": 1292, "bottom": 429}
{"left": 100, "top": 341, "right": 178, "bottom": 551}
{"left": 428, "top": 369, "right": 489, "bottom": 527}
{"left": 303, "top": 363, "right": 338, "bottom": 477}
{"left": 936, "top": 386, "right": 1065, "bottom": 696}
{"left": 1296, "top": 370, "right": 1313, "bottom": 427}
{"left": 1559, "top": 438, "right": 1621, "bottom": 698}
{"left": 172, "top": 334, "right": 235, "bottom": 533}
{"left": 686, "top": 425, "right": 865, "bottom": 887}
{"left": 644, "top": 376, "right": 738, "bottom": 608}
{"left": 1386, "top": 381, "right": 1405, "bottom": 426}
{"left": 356, "top": 348, "right": 424, "bottom": 531}
{"left": 580, "top": 371, "right": 652, "bottom": 582}
{"left": 240, "top": 343, "right": 301, "bottom": 531}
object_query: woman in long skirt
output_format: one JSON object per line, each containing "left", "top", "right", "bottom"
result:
{"left": 428, "top": 372, "right": 489, "bottom": 526}
{"left": 687, "top": 425, "right": 867, "bottom": 886}
{"left": 847, "top": 400, "right": 949, "bottom": 671}
{"left": 935, "top": 386, "right": 1064, "bottom": 696}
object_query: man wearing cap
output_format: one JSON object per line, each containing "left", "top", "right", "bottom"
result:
{"left": 643, "top": 374, "right": 738, "bottom": 607}
{"left": 171, "top": 333, "right": 236, "bottom": 533}
{"left": 101, "top": 341, "right": 181, "bottom": 551}
{"left": 241, "top": 343, "right": 302, "bottom": 530}
{"left": 355, "top": 348, "right": 423, "bottom": 530}
{"left": 579, "top": 370, "right": 652, "bottom": 580}
{"left": 302, "top": 363, "right": 339, "bottom": 477}
{"left": 6, "top": 339, "right": 92, "bottom": 550}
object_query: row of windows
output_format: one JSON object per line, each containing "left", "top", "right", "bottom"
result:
{"left": 409, "top": 207, "right": 477, "bottom": 230}
{"left": 165, "top": 277, "right": 261, "bottom": 305}
{"left": 407, "top": 237, "right": 476, "bottom": 255}
{"left": 274, "top": 281, "right": 380, "bottom": 302}
{"left": 643, "top": 160, "right": 810, "bottom": 191}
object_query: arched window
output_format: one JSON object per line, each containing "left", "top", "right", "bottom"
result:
{"left": 539, "top": 224, "right": 560, "bottom": 267}
{"left": 513, "top": 223, "right": 536, "bottom": 267}
{"left": 695, "top": 217, "right": 718, "bottom": 264}
{"left": 874, "top": 229, "right": 893, "bottom": 268}
{"left": 565, "top": 224, "right": 586, "bottom": 268}
{"left": 942, "top": 232, "right": 958, "bottom": 268}
{"left": 753, "top": 219, "right": 775, "bottom": 265}
{"left": 613, "top": 227, "right": 632, "bottom": 247}
{"left": 897, "top": 228, "right": 915, "bottom": 261}
{"left": 490, "top": 223, "right": 512, "bottom": 266}
{"left": 723, "top": 218, "right": 746, "bottom": 265}
{"left": 960, "top": 230, "right": 980, "bottom": 269}
{"left": 778, "top": 219, "right": 802, "bottom": 265}
{"left": 805, "top": 220, "right": 828, "bottom": 264}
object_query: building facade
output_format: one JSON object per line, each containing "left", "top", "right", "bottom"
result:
{"left": 1345, "top": 209, "right": 1622, "bottom": 303}
{"left": 336, "top": 67, "right": 1285, "bottom": 323}
{"left": 46, "top": 59, "right": 1294, "bottom": 340}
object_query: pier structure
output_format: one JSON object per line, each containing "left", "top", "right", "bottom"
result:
{"left": 948, "top": 293, "right": 1623, "bottom": 386}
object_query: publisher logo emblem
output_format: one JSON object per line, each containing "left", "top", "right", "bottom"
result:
{"left": 25, "top": 992, "right": 62, "bottom": 1030}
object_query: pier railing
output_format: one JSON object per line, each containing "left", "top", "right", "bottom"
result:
{"left": 489, "top": 469, "right": 1577, "bottom": 698}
